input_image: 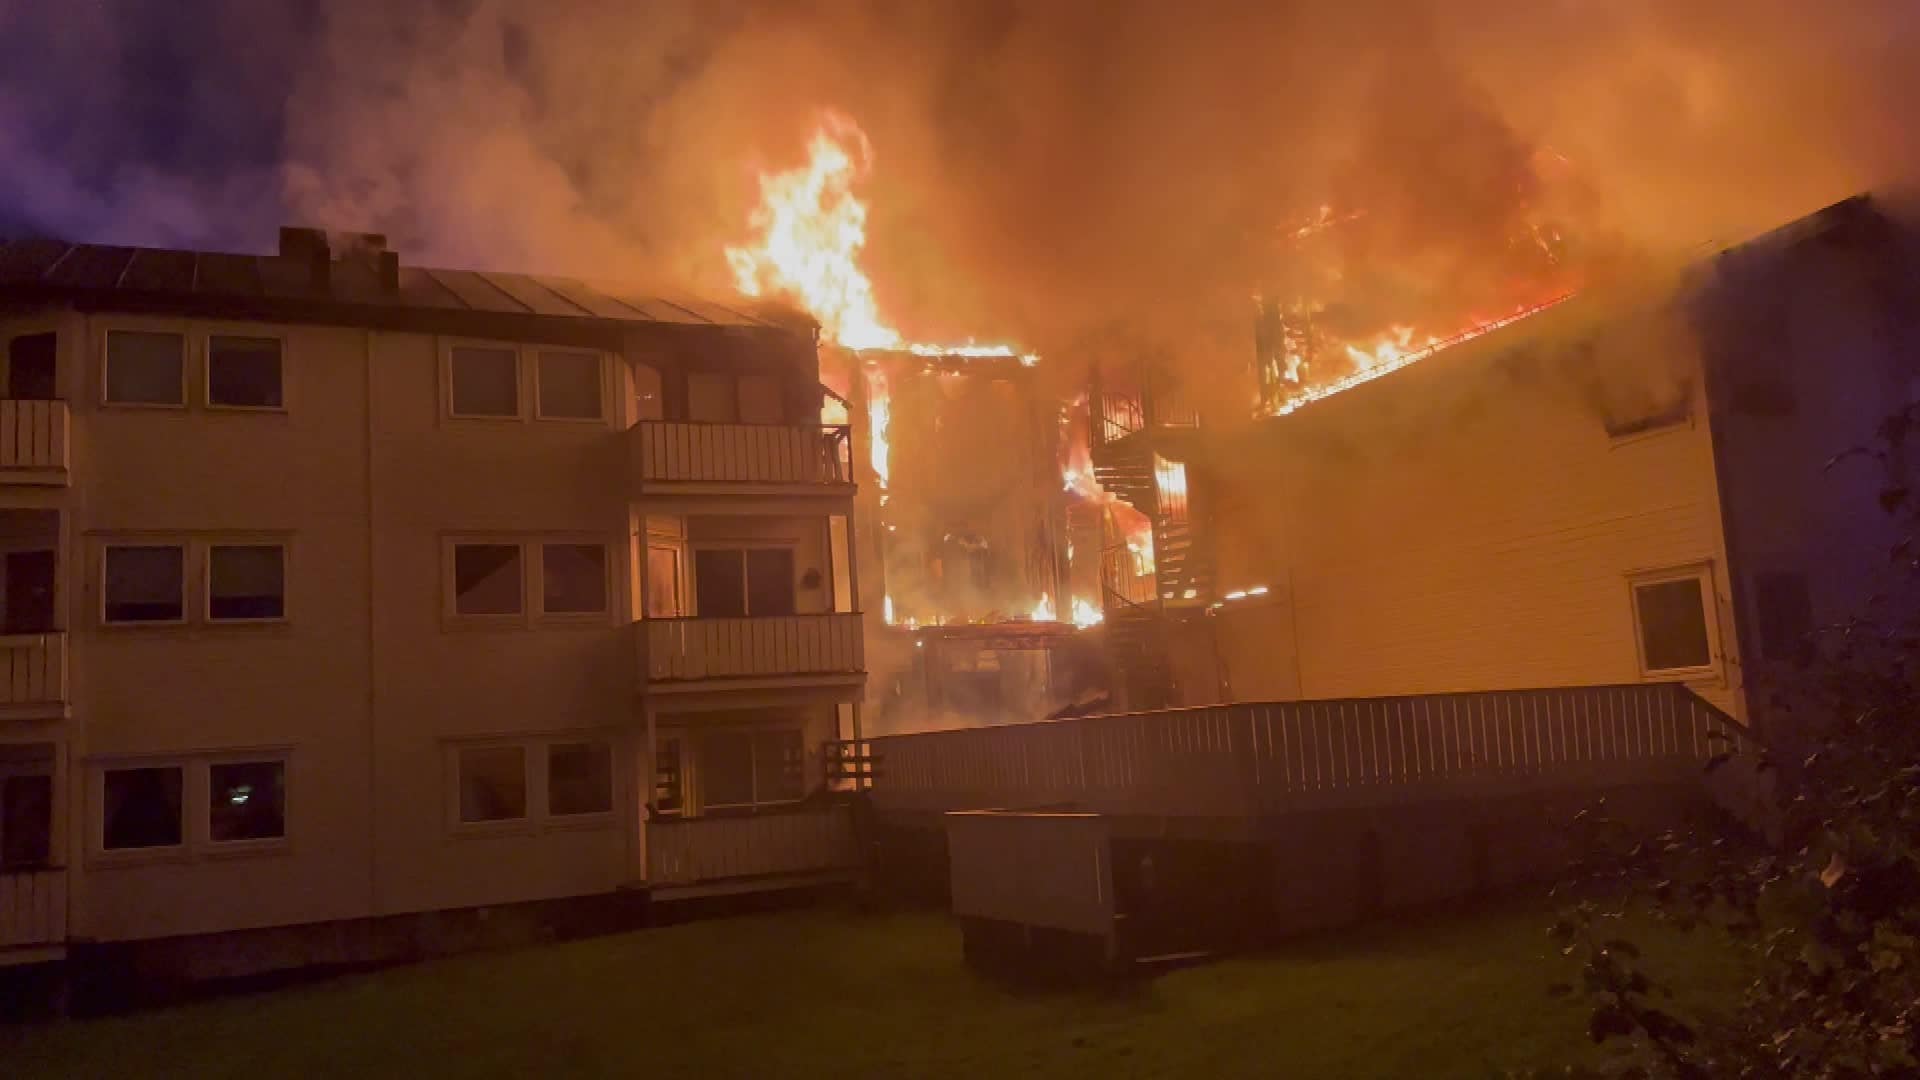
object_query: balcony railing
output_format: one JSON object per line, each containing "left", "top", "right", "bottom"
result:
{"left": 0, "top": 633, "right": 66, "bottom": 711}
{"left": 647, "top": 804, "right": 857, "bottom": 888}
{"left": 634, "top": 421, "right": 852, "bottom": 488}
{"left": 866, "top": 683, "right": 1746, "bottom": 817}
{"left": 0, "top": 869, "right": 65, "bottom": 951}
{"left": 640, "top": 613, "right": 865, "bottom": 683}
{"left": 0, "top": 400, "right": 69, "bottom": 484}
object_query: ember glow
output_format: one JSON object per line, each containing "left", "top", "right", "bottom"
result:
{"left": 1266, "top": 294, "right": 1577, "bottom": 417}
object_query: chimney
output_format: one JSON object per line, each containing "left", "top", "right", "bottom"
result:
{"left": 279, "top": 226, "right": 331, "bottom": 292}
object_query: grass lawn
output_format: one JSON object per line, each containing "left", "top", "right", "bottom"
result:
{"left": 1, "top": 893, "right": 1741, "bottom": 1079}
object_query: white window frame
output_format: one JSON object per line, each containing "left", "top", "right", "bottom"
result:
{"left": 689, "top": 724, "right": 807, "bottom": 815}
{"left": 204, "top": 540, "right": 291, "bottom": 625}
{"left": 91, "top": 750, "right": 292, "bottom": 864}
{"left": 99, "top": 539, "right": 190, "bottom": 628}
{"left": 533, "top": 348, "right": 608, "bottom": 423}
{"left": 537, "top": 539, "right": 611, "bottom": 619}
{"left": 444, "top": 536, "right": 529, "bottom": 624}
{"left": 443, "top": 339, "right": 528, "bottom": 421}
{"left": 100, "top": 326, "right": 189, "bottom": 409}
{"left": 0, "top": 748, "right": 57, "bottom": 869}
{"left": 203, "top": 752, "right": 291, "bottom": 852}
{"left": 93, "top": 757, "right": 189, "bottom": 860}
{"left": 203, "top": 330, "right": 290, "bottom": 413}
{"left": 687, "top": 540, "right": 799, "bottom": 618}
{"left": 446, "top": 734, "right": 618, "bottom": 835}
{"left": 1627, "top": 563, "right": 1721, "bottom": 680}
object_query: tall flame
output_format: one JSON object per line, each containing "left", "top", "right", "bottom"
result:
{"left": 726, "top": 115, "right": 900, "bottom": 350}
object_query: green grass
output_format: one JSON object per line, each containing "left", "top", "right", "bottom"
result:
{"left": 1, "top": 894, "right": 1741, "bottom": 1079}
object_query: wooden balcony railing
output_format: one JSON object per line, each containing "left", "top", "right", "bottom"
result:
{"left": 647, "top": 804, "right": 857, "bottom": 888}
{"left": 634, "top": 421, "right": 852, "bottom": 488}
{"left": 640, "top": 613, "right": 865, "bottom": 683}
{"left": 0, "top": 400, "right": 69, "bottom": 484}
{"left": 0, "top": 869, "right": 66, "bottom": 950}
{"left": 866, "top": 683, "right": 1745, "bottom": 817}
{"left": 0, "top": 633, "right": 67, "bottom": 710}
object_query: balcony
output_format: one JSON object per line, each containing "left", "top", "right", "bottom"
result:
{"left": 0, "top": 869, "right": 65, "bottom": 958}
{"left": 0, "top": 633, "right": 67, "bottom": 717}
{"left": 633, "top": 421, "right": 852, "bottom": 493}
{"left": 0, "top": 400, "right": 69, "bottom": 486}
{"left": 639, "top": 613, "right": 864, "bottom": 689}
{"left": 647, "top": 804, "right": 857, "bottom": 896}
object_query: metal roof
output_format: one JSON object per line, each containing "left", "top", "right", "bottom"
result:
{"left": 0, "top": 236, "right": 813, "bottom": 340}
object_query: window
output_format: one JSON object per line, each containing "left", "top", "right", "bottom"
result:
{"left": 693, "top": 547, "right": 795, "bottom": 617}
{"left": 536, "top": 350, "right": 602, "bottom": 420}
{"left": 1755, "top": 571, "right": 1814, "bottom": 662}
{"left": 208, "top": 544, "right": 286, "bottom": 621}
{"left": 548, "top": 742, "right": 613, "bottom": 816}
{"left": 453, "top": 543, "right": 523, "bottom": 616}
{"left": 449, "top": 345, "right": 520, "bottom": 418}
{"left": 457, "top": 746, "right": 527, "bottom": 823}
{"left": 646, "top": 545, "right": 684, "bottom": 618}
{"left": 699, "top": 728, "right": 803, "bottom": 810}
{"left": 654, "top": 735, "right": 684, "bottom": 816}
{"left": 1631, "top": 570, "right": 1715, "bottom": 675}
{"left": 541, "top": 543, "right": 607, "bottom": 615}
{"left": 103, "top": 766, "right": 184, "bottom": 850}
{"left": 208, "top": 760, "right": 286, "bottom": 843}
{"left": 105, "top": 330, "right": 185, "bottom": 405}
{"left": 103, "top": 544, "right": 185, "bottom": 624}
{"left": 207, "top": 335, "right": 284, "bottom": 409}
{"left": 1, "top": 746, "right": 53, "bottom": 869}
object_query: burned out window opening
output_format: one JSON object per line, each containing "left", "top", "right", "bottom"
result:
{"left": 1603, "top": 378, "right": 1694, "bottom": 439}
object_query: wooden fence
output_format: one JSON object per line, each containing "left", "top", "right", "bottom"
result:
{"left": 868, "top": 683, "right": 1745, "bottom": 816}
{"left": 0, "top": 633, "right": 66, "bottom": 708}
{"left": 634, "top": 421, "right": 851, "bottom": 486}
{"left": 647, "top": 805, "right": 857, "bottom": 887}
{"left": 640, "top": 613, "right": 864, "bottom": 682}
{"left": 0, "top": 869, "right": 65, "bottom": 950}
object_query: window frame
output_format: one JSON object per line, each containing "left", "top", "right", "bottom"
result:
{"left": 99, "top": 540, "right": 190, "bottom": 628}
{"left": 545, "top": 740, "right": 615, "bottom": 819}
{"left": 443, "top": 339, "right": 528, "bottom": 422}
{"left": 452, "top": 742, "right": 532, "bottom": 828}
{"left": 95, "top": 759, "right": 188, "bottom": 859}
{"left": 688, "top": 541, "right": 798, "bottom": 618}
{"left": 204, "top": 753, "right": 291, "bottom": 852}
{"left": 538, "top": 540, "right": 611, "bottom": 619}
{"left": 691, "top": 725, "right": 807, "bottom": 815}
{"left": 100, "top": 326, "right": 189, "bottom": 409}
{"left": 445, "top": 537, "right": 529, "bottom": 624}
{"left": 445, "top": 734, "right": 619, "bottom": 835}
{"left": 204, "top": 540, "right": 290, "bottom": 625}
{"left": 1626, "top": 563, "right": 1721, "bottom": 680}
{"left": 202, "top": 331, "right": 289, "bottom": 413}
{"left": 91, "top": 751, "right": 293, "bottom": 864}
{"left": 533, "top": 348, "right": 608, "bottom": 423}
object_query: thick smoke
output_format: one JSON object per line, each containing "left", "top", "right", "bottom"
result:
{"left": 2, "top": 0, "right": 1916, "bottom": 365}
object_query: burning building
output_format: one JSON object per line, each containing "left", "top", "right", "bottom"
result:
{"left": 1085, "top": 192, "right": 1920, "bottom": 737}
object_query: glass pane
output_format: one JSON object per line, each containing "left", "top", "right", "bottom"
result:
{"left": 548, "top": 742, "right": 612, "bottom": 816}
{"left": 458, "top": 746, "right": 526, "bottom": 822}
{"left": 1635, "top": 578, "right": 1712, "bottom": 671}
{"left": 454, "top": 544, "right": 522, "bottom": 615}
{"left": 700, "top": 731, "right": 755, "bottom": 807}
{"left": 103, "top": 766, "right": 183, "bottom": 849}
{"left": 646, "top": 546, "right": 682, "bottom": 618}
{"left": 208, "top": 336, "right": 283, "bottom": 408}
{"left": 104, "top": 545, "right": 184, "bottom": 623}
{"left": 542, "top": 543, "right": 607, "bottom": 614}
{"left": 694, "top": 549, "right": 746, "bottom": 618}
{"left": 450, "top": 346, "right": 519, "bottom": 417}
{"left": 537, "top": 351, "right": 602, "bottom": 420}
{"left": 746, "top": 548, "right": 796, "bottom": 616}
{"left": 209, "top": 761, "right": 286, "bottom": 842}
{"left": 754, "top": 729, "right": 805, "bottom": 802}
{"left": 1, "top": 773, "right": 53, "bottom": 867}
{"left": 209, "top": 545, "right": 285, "bottom": 620}
{"left": 105, "top": 331, "right": 184, "bottom": 405}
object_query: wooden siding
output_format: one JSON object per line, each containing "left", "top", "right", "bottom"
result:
{"left": 0, "top": 400, "right": 68, "bottom": 482}
{"left": 1210, "top": 322, "right": 1739, "bottom": 716}
{"left": 641, "top": 613, "right": 864, "bottom": 682}
{"left": 0, "top": 633, "right": 66, "bottom": 707}
{"left": 0, "top": 869, "right": 66, "bottom": 949}
{"left": 634, "top": 421, "right": 851, "bottom": 486}
{"left": 869, "top": 684, "right": 1741, "bottom": 817}
{"left": 646, "top": 805, "right": 856, "bottom": 886}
